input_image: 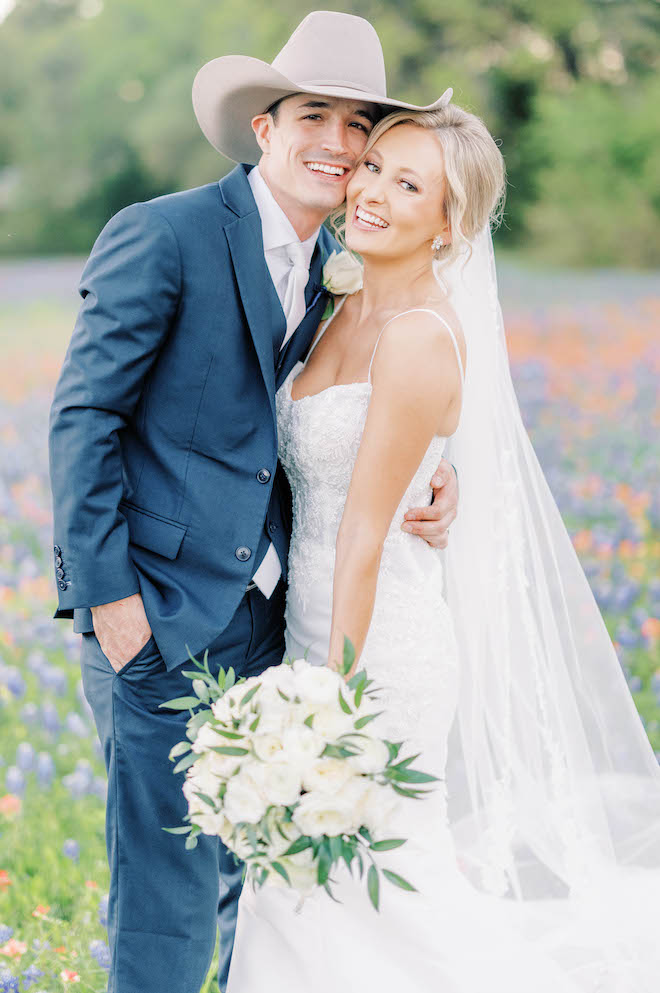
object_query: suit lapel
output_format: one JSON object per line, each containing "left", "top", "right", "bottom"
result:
{"left": 222, "top": 167, "right": 287, "bottom": 423}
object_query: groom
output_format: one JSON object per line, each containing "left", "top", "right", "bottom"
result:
{"left": 49, "top": 11, "right": 458, "bottom": 993}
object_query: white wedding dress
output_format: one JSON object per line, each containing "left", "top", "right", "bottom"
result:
{"left": 225, "top": 297, "right": 653, "bottom": 993}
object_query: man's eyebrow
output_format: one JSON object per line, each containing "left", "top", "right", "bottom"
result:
{"left": 298, "top": 100, "right": 376, "bottom": 126}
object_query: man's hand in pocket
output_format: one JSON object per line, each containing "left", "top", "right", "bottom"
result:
{"left": 91, "top": 593, "right": 153, "bottom": 674}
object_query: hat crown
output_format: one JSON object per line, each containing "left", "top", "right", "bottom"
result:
{"left": 272, "top": 11, "right": 387, "bottom": 98}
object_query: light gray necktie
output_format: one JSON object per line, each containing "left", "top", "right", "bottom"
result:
{"left": 280, "top": 241, "right": 309, "bottom": 350}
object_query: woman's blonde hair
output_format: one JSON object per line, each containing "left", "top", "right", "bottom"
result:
{"left": 330, "top": 103, "right": 507, "bottom": 270}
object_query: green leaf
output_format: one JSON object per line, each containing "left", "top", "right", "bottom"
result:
{"left": 249, "top": 714, "right": 261, "bottom": 732}
{"left": 388, "top": 753, "right": 421, "bottom": 771}
{"left": 159, "top": 696, "right": 201, "bottom": 711}
{"left": 390, "top": 783, "right": 432, "bottom": 799}
{"left": 225, "top": 667, "right": 236, "bottom": 691}
{"left": 282, "top": 837, "right": 313, "bottom": 857}
{"left": 271, "top": 861, "right": 291, "bottom": 885}
{"left": 322, "top": 744, "right": 358, "bottom": 759}
{"left": 354, "top": 712, "right": 383, "bottom": 730}
{"left": 337, "top": 688, "right": 352, "bottom": 715}
{"left": 303, "top": 713, "right": 315, "bottom": 728}
{"left": 216, "top": 728, "right": 245, "bottom": 740}
{"left": 173, "top": 752, "right": 198, "bottom": 774}
{"left": 387, "top": 768, "right": 439, "bottom": 784}
{"left": 317, "top": 845, "right": 331, "bottom": 886}
{"left": 329, "top": 835, "right": 343, "bottom": 863}
{"left": 358, "top": 825, "right": 372, "bottom": 843}
{"left": 246, "top": 824, "right": 258, "bottom": 851}
{"left": 369, "top": 838, "right": 407, "bottom": 851}
{"left": 193, "top": 791, "right": 217, "bottom": 809}
{"left": 382, "top": 869, "right": 417, "bottom": 892}
{"left": 168, "top": 741, "right": 192, "bottom": 760}
{"left": 323, "top": 881, "right": 342, "bottom": 903}
{"left": 341, "top": 636, "right": 356, "bottom": 676}
{"left": 163, "top": 825, "right": 193, "bottom": 835}
{"left": 367, "top": 864, "right": 380, "bottom": 911}
{"left": 240, "top": 683, "right": 261, "bottom": 708}
{"left": 185, "top": 834, "right": 199, "bottom": 850}
{"left": 277, "top": 688, "right": 290, "bottom": 701}
{"left": 209, "top": 746, "right": 250, "bottom": 756}
{"left": 354, "top": 672, "right": 368, "bottom": 709}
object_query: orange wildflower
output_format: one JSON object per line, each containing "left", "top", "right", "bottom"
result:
{"left": 642, "top": 618, "right": 660, "bottom": 642}
{"left": 84, "top": 879, "right": 99, "bottom": 889}
{"left": 0, "top": 794, "right": 21, "bottom": 818}
{"left": 0, "top": 938, "right": 27, "bottom": 957}
{"left": 0, "top": 869, "right": 11, "bottom": 889}
{"left": 32, "top": 904, "right": 51, "bottom": 918}
{"left": 60, "top": 969, "right": 81, "bottom": 982}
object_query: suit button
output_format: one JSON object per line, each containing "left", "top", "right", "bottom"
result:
{"left": 56, "top": 567, "right": 65, "bottom": 579}
{"left": 256, "top": 468, "right": 271, "bottom": 484}
{"left": 235, "top": 546, "right": 252, "bottom": 562}
{"left": 58, "top": 580, "right": 68, "bottom": 591}
{"left": 55, "top": 555, "right": 63, "bottom": 568}
{"left": 54, "top": 544, "right": 62, "bottom": 556}
{"left": 268, "top": 523, "right": 278, "bottom": 534}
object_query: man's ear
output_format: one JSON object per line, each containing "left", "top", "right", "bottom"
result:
{"left": 251, "top": 114, "right": 273, "bottom": 157}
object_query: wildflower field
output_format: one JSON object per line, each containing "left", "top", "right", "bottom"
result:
{"left": 0, "top": 266, "right": 659, "bottom": 992}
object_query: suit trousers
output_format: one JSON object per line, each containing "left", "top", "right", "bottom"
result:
{"left": 80, "top": 579, "right": 287, "bottom": 993}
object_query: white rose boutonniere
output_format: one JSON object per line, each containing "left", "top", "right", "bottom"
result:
{"left": 321, "top": 250, "right": 363, "bottom": 319}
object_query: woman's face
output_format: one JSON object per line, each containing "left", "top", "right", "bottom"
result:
{"left": 344, "top": 123, "right": 449, "bottom": 262}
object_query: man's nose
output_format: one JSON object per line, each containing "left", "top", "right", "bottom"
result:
{"left": 320, "top": 119, "right": 350, "bottom": 158}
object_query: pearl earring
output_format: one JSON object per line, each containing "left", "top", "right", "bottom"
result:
{"left": 432, "top": 236, "right": 444, "bottom": 251}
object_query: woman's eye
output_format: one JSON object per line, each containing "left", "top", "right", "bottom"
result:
{"left": 401, "top": 180, "right": 418, "bottom": 193}
{"left": 365, "top": 161, "right": 379, "bottom": 173}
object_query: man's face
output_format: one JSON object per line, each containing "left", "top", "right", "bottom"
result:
{"left": 252, "top": 94, "right": 378, "bottom": 218}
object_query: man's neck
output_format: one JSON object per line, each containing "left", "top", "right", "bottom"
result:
{"left": 256, "top": 164, "right": 328, "bottom": 242}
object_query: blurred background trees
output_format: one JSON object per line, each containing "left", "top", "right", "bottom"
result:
{"left": 0, "top": 0, "right": 658, "bottom": 265}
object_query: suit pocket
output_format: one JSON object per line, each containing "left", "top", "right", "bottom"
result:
{"left": 120, "top": 501, "right": 187, "bottom": 560}
{"left": 115, "top": 634, "right": 160, "bottom": 677}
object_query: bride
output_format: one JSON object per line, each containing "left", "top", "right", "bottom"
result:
{"left": 226, "top": 103, "right": 660, "bottom": 991}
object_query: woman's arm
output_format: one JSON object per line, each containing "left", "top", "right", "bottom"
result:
{"left": 327, "top": 312, "right": 463, "bottom": 675}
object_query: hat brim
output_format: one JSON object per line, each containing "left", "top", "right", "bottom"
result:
{"left": 192, "top": 55, "right": 453, "bottom": 165}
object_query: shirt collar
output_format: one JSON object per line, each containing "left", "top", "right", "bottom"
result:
{"left": 248, "top": 164, "right": 320, "bottom": 270}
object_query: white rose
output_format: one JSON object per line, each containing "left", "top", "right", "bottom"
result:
{"left": 280, "top": 725, "right": 325, "bottom": 768}
{"left": 302, "top": 756, "right": 356, "bottom": 795}
{"left": 258, "top": 664, "right": 297, "bottom": 697}
{"left": 223, "top": 772, "right": 267, "bottom": 824}
{"left": 293, "top": 790, "right": 358, "bottom": 837}
{"left": 255, "top": 686, "right": 295, "bottom": 734}
{"left": 191, "top": 721, "right": 227, "bottom": 754}
{"left": 309, "top": 705, "right": 354, "bottom": 741}
{"left": 249, "top": 760, "right": 302, "bottom": 807}
{"left": 322, "top": 250, "right": 363, "bottom": 295}
{"left": 294, "top": 663, "right": 343, "bottom": 706}
{"left": 186, "top": 755, "right": 223, "bottom": 799}
{"left": 193, "top": 810, "right": 230, "bottom": 836}
{"left": 348, "top": 735, "right": 390, "bottom": 775}
{"left": 211, "top": 696, "right": 232, "bottom": 723}
{"left": 266, "top": 847, "right": 317, "bottom": 895}
{"left": 252, "top": 733, "right": 285, "bottom": 762}
{"left": 359, "top": 781, "right": 402, "bottom": 839}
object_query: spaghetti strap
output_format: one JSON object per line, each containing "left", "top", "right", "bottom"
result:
{"left": 304, "top": 294, "right": 349, "bottom": 366}
{"left": 367, "top": 308, "right": 465, "bottom": 385}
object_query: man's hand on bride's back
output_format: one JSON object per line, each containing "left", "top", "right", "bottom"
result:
{"left": 91, "top": 593, "right": 153, "bottom": 673}
{"left": 401, "top": 458, "right": 458, "bottom": 550}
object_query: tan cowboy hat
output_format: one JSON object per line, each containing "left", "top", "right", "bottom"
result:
{"left": 192, "top": 10, "right": 453, "bottom": 164}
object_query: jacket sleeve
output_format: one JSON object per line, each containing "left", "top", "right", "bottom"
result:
{"left": 48, "top": 201, "right": 182, "bottom": 614}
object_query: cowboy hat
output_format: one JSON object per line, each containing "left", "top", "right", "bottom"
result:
{"left": 192, "top": 10, "right": 453, "bottom": 164}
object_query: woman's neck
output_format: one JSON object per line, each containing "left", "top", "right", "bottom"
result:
{"left": 355, "top": 251, "right": 440, "bottom": 323}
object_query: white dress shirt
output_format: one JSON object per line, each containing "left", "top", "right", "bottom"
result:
{"left": 246, "top": 165, "right": 321, "bottom": 597}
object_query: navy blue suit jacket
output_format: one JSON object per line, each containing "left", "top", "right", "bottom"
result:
{"left": 48, "top": 164, "right": 337, "bottom": 670}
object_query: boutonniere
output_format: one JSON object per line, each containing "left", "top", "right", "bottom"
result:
{"left": 321, "top": 250, "right": 363, "bottom": 320}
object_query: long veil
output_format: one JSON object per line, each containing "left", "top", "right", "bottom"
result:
{"left": 439, "top": 226, "right": 660, "bottom": 988}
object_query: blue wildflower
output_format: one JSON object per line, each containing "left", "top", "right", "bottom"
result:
{"left": 0, "top": 925, "right": 13, "bottom": 942}
{"left": 35, "top": 753, "right": 55, "bottom": 788}
{"left": 89, "top": 938, "right": 111, "bottom": 970}
{"left": 20, "top": 964, "right": 45, "bottom": 990}
{"left": 4, "top": 766, "right": 25, "bottom": 795}
{"left": 98, "top": 893, "right": 109, "bottom": 928}
{"left": 62, "top": 839, "right": 80, "bottom": 862}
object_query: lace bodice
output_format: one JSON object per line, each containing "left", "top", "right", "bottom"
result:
{"left": 275, "top": 297, "right": 464, "bottom": 758}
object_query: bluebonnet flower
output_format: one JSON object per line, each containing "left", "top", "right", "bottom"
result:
{"left": 62, "top": 839, "right": 80, "bottom": 862}
{"left": 35, "top": 753, "right": 55, "bottom": 788}
{"left": 15, "top": 742, "right": 35, "bottom": 772}
{"left": 65, "top": 713, "right": 89, "bottom": 738}
{"left": 98, "top": 893, "right": 109, "bottom": 928}
{"left": 31, "top": 939, "right": 50, "bottom": 953}
{"left": 41, "top": 666, "right": 68, "bottom": 697}
{"left": 40, "top": 702, "right": 61, "bottom": 736}
{"left": 92, "top": 777, "right": 107, "bottom": 801}
{"left": 19, "top": 703, "right": 39, "bottom": 725}
{"left": 20, "top": 964, "right": 45, "bottom": 990}
{"left": 1, "top": 668, "right": 25, "bottom": 699}
{"left": 0, "top": 925, "right": 13, "bottom": 942}
{"left": 4, "top": 766, "right": 25, "bottom": 795}
{"left": 89, "top": 938, "right": 111, "bottom": 970}
{"left": 0, "top": 968, "right": 19, "bottom": 993}
{"left": 627, "top": 675, "right": 643, "bottom": 693}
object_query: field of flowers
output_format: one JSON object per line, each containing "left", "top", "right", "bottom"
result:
{"left": 0, "top": 282, "right": 659, "bottom": 992}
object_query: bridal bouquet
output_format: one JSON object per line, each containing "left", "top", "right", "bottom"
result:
{"left": 161, "top": 642, "right": 439, "bottom": 910}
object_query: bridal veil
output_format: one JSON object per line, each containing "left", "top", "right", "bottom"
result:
{"left": 440, "top": 226, "right": 660, "bottom": 988}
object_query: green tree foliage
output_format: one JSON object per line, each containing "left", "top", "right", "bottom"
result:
{"left": 0, "top": 0, "right": 658, "bottom": 264}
